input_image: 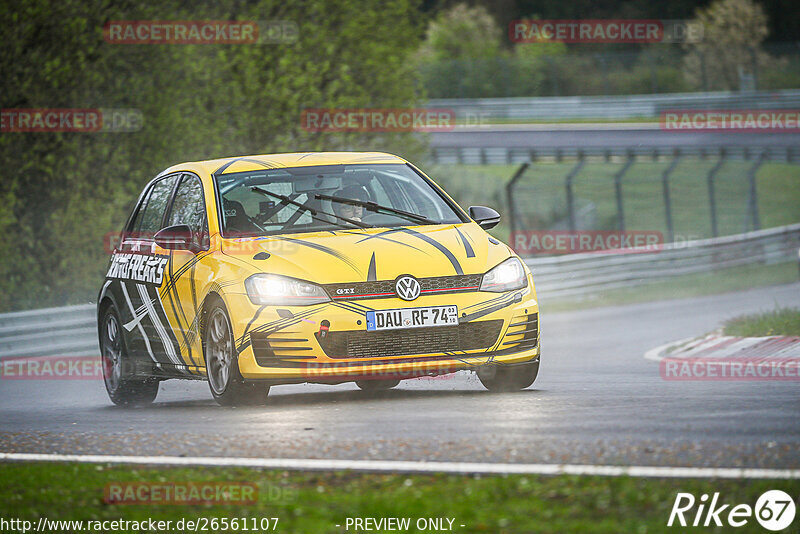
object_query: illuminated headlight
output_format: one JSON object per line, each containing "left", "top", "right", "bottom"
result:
{"left": 245, "top": 274, "right": 331, "bottom": 306}
{"left": 480, "top": 257, "right": 528, "bottom": 292}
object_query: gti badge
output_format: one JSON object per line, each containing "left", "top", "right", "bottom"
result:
{"left": 395, "top": 275, "right": 421, "bottom": 301}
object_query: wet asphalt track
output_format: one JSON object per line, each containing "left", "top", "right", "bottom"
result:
{"left": 1, "top": 283, "right": 799, "bottom": 468}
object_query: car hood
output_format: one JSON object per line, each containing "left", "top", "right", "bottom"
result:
{"left": 221, "top": 223, "right": 512, "bottom": 283}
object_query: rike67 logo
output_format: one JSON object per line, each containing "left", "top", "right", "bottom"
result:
{"left": 669, "top": 490, "right": 796, "bottom": 531}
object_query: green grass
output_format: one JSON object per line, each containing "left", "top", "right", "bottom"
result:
{"left": 1, "top": 462, "right": 798, "bottom": 533}
{"left": 542, "top": 261, "right": 798, "bottom": 313}
{"left": 723, "top": 307, "right": 800, "bottom": 337}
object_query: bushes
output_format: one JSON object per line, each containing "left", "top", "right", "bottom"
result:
{"left": 0, "top": 0, "right": 426, "bottom": 311}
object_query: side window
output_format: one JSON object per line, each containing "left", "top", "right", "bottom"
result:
{"left": 127, "top": 186, "right": 154, "bottom": 239}
{"left": 166, "top": 174, "right": 209, "bottom": 249}
{"left": 132, "top": 174, "right": 179, "bottom": 238}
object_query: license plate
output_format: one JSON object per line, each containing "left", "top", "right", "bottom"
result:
{"left": 365, "top": 306, "right": 458, "bottom": 332}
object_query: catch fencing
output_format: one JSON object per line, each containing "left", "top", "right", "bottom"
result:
{"left": 428, "top": 89, "right": 800, "bottom": 121}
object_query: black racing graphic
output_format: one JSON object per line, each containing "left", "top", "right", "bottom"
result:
{"left": 154, "top": 250, "right": 215, "bottom": 371}
{"left": 276, "top": 236, "right": 362, "bottom": 275}
{"left": 241, "top": 305, "right": 267, "bottom": 341}
{"left": 397, "top": 228, "right": 463, "bottom": 275}
{"left": 158, "top": 250, "right": 213, "bottom": 302}
{"left": 168, "top": 252, "right": 202, "bottom": 366}
{"left": 236, "top": 307, "right": 324, "bottom": 354}
{"left": 454, "top": 226, "right": 476, "bottom": 258}
{"left": 459, "top": 291, "right": 523, "bottom": 323}
{"left": 356, "top": 227, "right": 463, "bottom": 274}
{"left": 367, "top": 252, "right": 377, "bottom": 282}
{"left": 119, "top": 280, "right": 185, "bottom": 373}
{"left": 355, "top": 229, "right": 427, "bottom": 253}
{"left": 164, "top": 253, "right": 195, "bottom": 366}
{"left": 106, "top": 253, "right": 169, "bottom": 285}
{"left": 461, "top": 292, "right": 509, "bottom": 312}
{"left": 213, "top": 156, "right": 282, "bottom": 175}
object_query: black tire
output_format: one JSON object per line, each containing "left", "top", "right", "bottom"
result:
{"left": 478, "top": 359, "right": 539, "bottom": 392}
{"left": 204, "top": 300, "right": 269, "bottom": 406}
{"left": 355, "top": 379, "right": 400, "bottom": 391}
{"left": 100, "top": 306, "right": 159, "bottom": 407}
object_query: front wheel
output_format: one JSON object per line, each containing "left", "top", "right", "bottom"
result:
{"left": 100, "top": 306, "right": 159, "bottom": 407}
{"left": 205, "top": 302, "right": 269, "bottom": 406}
{"left": 478, "top": 359, "right": 539, "bottom": 392}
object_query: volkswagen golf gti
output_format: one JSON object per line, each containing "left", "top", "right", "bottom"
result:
{"left": 97, "top": 152, "right": 540, "bottom": 406}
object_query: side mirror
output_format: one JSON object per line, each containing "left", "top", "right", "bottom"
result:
{"left": 154, "top": 224, "right": 196, "bottom": 252}
{"left": 469, "top": 206, "right": 501, "bottom": 230}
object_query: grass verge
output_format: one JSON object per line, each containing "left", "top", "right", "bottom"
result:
{"left": 0, "top": 462, "right": 798, "bottom": 533}
{"left": 723, "top": 307, "right": 800, "bottom": 337}
{"left": 542, "top": 261, "right": 798, "bottom": 313}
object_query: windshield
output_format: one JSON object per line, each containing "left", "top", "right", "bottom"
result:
{"left": 214, "top": 163, "right": 465, "bottom": 237}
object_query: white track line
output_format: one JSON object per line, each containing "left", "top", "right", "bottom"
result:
{"left": 1, "top": 453, "right": 797, "bottom": 479}
{"left": 643, "top": 335, "right": 697, "bottom": 362}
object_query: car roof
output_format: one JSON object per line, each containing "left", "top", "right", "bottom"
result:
{"left": 164, "top": 151, "right": 408, "bottom": 177}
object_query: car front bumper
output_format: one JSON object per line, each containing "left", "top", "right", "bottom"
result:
{"left": 224, "top": 280, "right": 539, "bottom": 382}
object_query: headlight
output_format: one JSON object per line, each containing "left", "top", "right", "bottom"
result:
{"left": 244, "top": 274, "right": 331, "bottom": 306}
{"left": 480, "top": 257, "right": 528, "bottom": 292}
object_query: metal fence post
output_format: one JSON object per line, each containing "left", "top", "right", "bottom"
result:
{"left": 614, "top": 155, "right": 634, "bottom": 231}
{"left": 546, "top": 56, "right": 560, "bottom": 96}
{"left": 701, "top": 51, "right": 709, "bottom": 91}
{"left": 565, "top": 155, "right": 586, "bottom": 232}
{"left": 506, "top": 163, "right": 530, "bottom": 241}
{"left": 747, "top": 152, "right": 765, "bottom": 231}
{"left": 661, "top": 153, "right": 681, "bottom": 242}
{"left": 706, "top": 151, "right": 725, "bottom": 237}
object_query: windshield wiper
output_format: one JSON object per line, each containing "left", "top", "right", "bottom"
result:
{"left": 251, "top": 187, "right": 371, "bottom": 229}
{"left": 315, "top": 194, "right": 434, "bottom": 224}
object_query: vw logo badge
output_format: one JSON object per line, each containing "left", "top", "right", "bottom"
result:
{"left": 395, "top": 275, "right": 421, "bottom": 301}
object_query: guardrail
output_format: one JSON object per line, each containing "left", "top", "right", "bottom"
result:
{"left": 0, "top": 224, "right": 797, "bottom": 358}
{"left": 0, "top": 304, "right": 97, "bottom": 359}
{"left": 525, "top": 223, "right": 800, "bottom": 299}
{"left": 431, "top": 145, "right": 800, "bottom": 165}
{"left": 428, "top": 89, "right": 800, "bottom": 121}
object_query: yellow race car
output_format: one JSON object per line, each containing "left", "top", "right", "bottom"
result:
{"left": 97, "top": 152, "right": 540, "bottom": 406}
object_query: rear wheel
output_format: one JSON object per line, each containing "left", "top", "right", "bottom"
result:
{"left": 205, "top": 302, "right": 269, "bottom": 406}
{"left": 100, "top": 306, "right": 159, "bottom": 407}
{"left": 355, "top": 379, "right": 400, "bottom": 391}
{"left": 478, "top": 359, "right": 539, "bottom": 392}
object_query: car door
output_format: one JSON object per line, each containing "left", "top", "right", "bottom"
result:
{"left": 159, "top": 172, "right": 212, "bottom": 375}
{"left": 114, "top": 173, "right": 186, "bottom": 375}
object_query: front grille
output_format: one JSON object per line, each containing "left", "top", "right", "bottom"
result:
{"left": 501, "top": 313, "right": 538, "bottom": 350}
{"left": 251, "top": 332, "right": 315, "bottom": 367}
{"left": 324, "top": 274, "right": 482, "bottom": 301}
{"left": 319, "top": 320, "right": 503, "bottom": 359}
